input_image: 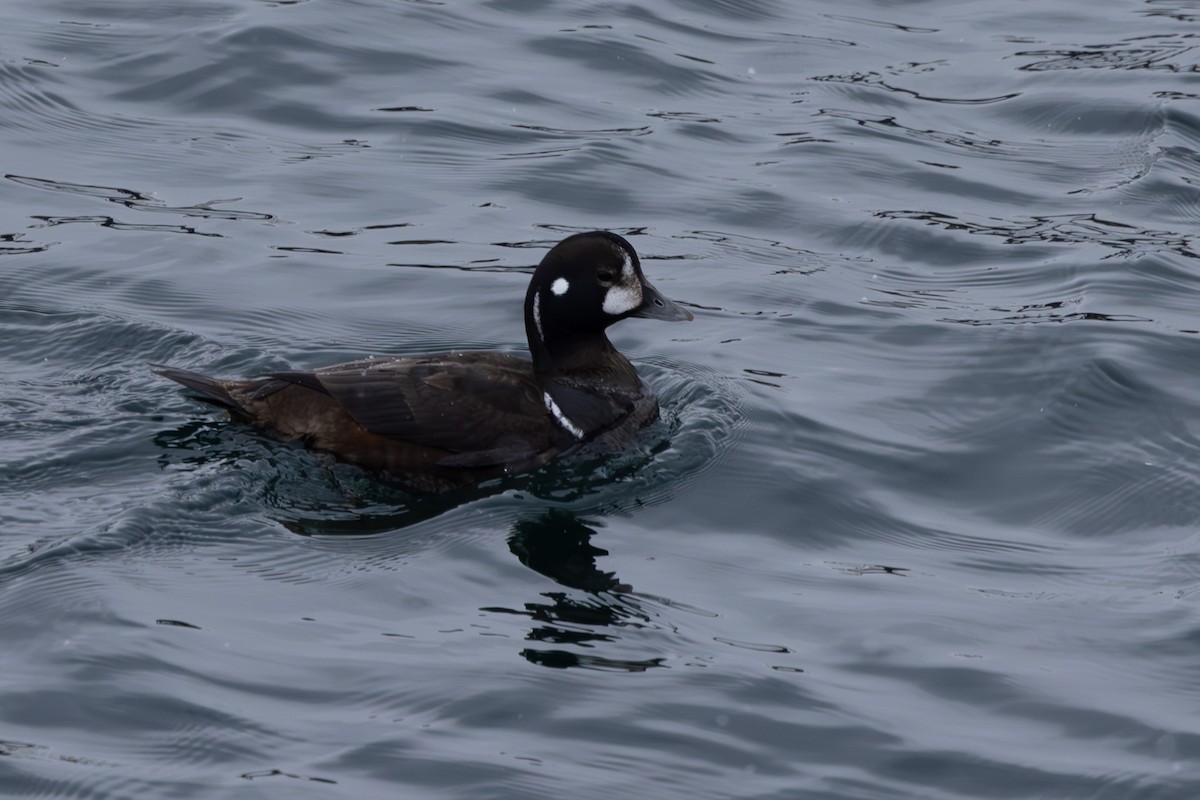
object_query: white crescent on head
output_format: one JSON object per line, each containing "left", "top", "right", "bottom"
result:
{"left": 532, "top": 291, "right": 544, "bottom": 341}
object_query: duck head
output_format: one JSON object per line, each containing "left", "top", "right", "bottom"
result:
{"left": 524, "top": 231, "right": 691, "bottom": 372}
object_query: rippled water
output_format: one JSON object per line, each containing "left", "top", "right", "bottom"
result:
{"left": 4, "top": 0, "right": 1200, "bottom": 797}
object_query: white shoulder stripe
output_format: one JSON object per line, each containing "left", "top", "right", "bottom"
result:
{"left": 543, "top": 391, "right": 584, "bottom": 439}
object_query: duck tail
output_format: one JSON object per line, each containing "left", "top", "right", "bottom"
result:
{"left": 152, "top": 364, "right": 247, "bottom": 415}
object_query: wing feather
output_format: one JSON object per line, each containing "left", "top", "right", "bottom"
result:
{"left": 276, "top": 353, "right": 562, "bottom": 462}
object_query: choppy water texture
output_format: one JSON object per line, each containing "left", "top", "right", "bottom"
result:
{"left": 3, "top": 0, "right": 1200, "bottom": 797}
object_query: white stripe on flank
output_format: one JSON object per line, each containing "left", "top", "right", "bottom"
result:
{"left": 543, "top": 391, "right": 584, "bottom": 439}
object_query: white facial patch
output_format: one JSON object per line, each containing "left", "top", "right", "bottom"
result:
{"left": 550, "top": 277, "right": 569, "bottom": 296}
{"left": 602, "top": 282, "right": 642, "bottom": 316}
{"left": 543, "top": 391, "right": 584, "bottom": 439}
{"left": 601, "top": 245, "right": 641, "bottom": 315}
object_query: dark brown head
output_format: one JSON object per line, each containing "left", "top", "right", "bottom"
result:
{"left": 524, "top": 231, "right": 691, "bottom": 371}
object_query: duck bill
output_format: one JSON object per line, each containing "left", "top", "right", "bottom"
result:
{"left": 633, "top": 280, "right": 693, "bottom": 321}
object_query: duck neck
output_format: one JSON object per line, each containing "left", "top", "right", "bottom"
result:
{"left": 528, "top": 326, "right": 622, "bottom": 376}
{"left": 525, "top": 284, "right": 638, "bottom": 380}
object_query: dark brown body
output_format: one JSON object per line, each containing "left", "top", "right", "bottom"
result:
{"left": 156, "top": 230, "right": 690, "bottom": 492}
{"left": 156, "top": 350, "right": 657, "bottom": 492}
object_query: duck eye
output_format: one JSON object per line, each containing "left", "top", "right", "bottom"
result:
{"left": 597, "top": 270, "right": 617, "bottom": 285}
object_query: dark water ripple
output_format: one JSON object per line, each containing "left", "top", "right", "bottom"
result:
{"left": 5, "top": 0, "right": 1200, "bottom": 797}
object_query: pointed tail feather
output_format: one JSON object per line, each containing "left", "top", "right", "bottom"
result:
{"left": 151, "top": 364, "right": 247, "bottom": 415}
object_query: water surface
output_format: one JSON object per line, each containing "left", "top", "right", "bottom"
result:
{"left": 3, "top": 0, "right": 1200, "bottom": 797}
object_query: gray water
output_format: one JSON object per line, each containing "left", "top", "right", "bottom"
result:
{"left": 3, "top": 0, "right": 1200, "bottom": 797}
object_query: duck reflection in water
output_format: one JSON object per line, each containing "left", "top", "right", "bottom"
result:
{"left": 486, "top": 509, "right": 666, "bottom": 672}
{"left": 156, "top": 425, "right": 673, "bottom": 670}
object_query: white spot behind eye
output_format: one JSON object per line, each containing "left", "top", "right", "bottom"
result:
{"left": 551, "top": 277, "right": 569, "bottom": 296}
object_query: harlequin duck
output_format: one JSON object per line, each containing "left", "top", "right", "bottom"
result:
{"left": 155, "top": 231, "right": 692, "bottom": 491}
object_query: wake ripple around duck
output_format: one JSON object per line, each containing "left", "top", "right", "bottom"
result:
{"left": 160, "top": 355, "right": 747, "bottom": 541}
